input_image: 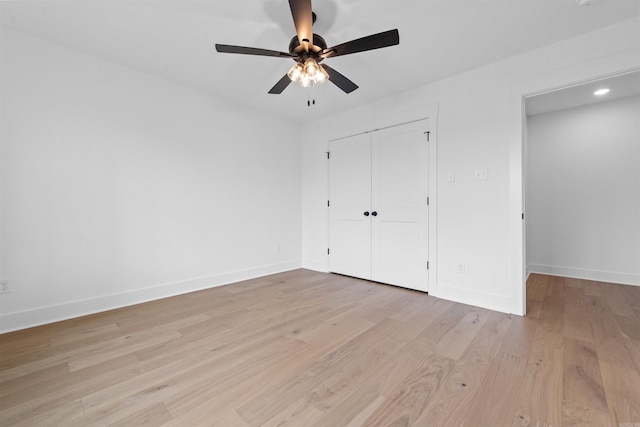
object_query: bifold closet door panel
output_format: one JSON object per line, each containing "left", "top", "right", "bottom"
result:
{"left": 371, "top": 122, "right": 429, "bottom": 291}
{"left": 328, "top": 133, "right": 372, "bottom": 279}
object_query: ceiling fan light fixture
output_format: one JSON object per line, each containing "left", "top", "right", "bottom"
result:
{"left": 288, "top": 58, "right": 328, "bottom": 87}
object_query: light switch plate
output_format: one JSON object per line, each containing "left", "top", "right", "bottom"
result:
{"left": 473, "top": 168, "right": 488, "bottom": 180}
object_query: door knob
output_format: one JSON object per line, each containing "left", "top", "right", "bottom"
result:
{"left": 371, "top": 211, "right": 378, "bottom": 216}
{"left": 364, "top": 211, "right": 370, "bottom": 216}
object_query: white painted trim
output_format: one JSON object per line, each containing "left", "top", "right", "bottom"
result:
{"left": 528, "top": 264, "right": 640, "bottom": 287}
{"left": 0, "top": 260, "right": 301, "bottom": 333}
{"left": 430, "top": 284, "right": 515, "bottom": 315}
{"left": 428, "top": 103, "right": 439, "bottom": 295}
{"left": 302, "top": 258, "right": 329, "bottom": 273}
{"left": 324, "top": 106, "right": 436, "bottom": 144}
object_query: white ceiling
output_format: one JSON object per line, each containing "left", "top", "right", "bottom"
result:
{"left": 526, "top": 70, "right": 640, "bottom": 115}
{"left": 2, "top": 0, "right": 639, "bottom": 123}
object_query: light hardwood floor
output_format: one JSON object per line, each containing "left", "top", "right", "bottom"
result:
{"left": 1, "top": 270, "right": 639, "bottom": 426}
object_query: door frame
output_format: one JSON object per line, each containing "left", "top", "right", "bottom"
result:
{"left": 509, "top": 50, "right": 639, "bottom": 315}
{"left": 325, "top": 105, "right": 438, "bottom": 293}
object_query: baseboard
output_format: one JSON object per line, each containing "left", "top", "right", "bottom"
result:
{"left": 0, "top": 260, "right": 302, "bottom": 333}
{"left": 527, "top": 263, "right": 640, "bottom": 287}
{"left": 429, "top": 283, "right": 523, "bottom": 316}
{"left": 302, "top": 258, "right": 328, "bottom": 273}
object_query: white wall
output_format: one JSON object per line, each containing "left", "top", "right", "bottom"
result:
{"left": 526, "top": 96, "right": 640, "bottom": 285}
{"left": 302, "top": 17, "right": 640, "bottom": 315}
{"left": 0, "top": 28, "right": 302, "bottom": 332}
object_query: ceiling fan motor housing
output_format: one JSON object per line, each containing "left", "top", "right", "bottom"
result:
{"left": 289, "top": 33, "right": 327, "bottom": 59}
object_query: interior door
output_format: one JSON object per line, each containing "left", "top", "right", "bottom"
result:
{"left": 371, "top": 121, "right": 429, "bottom": 291}
{"left": 328, "top": 133, "right": 372, "bottom": 279}
{"left": 328, "top": 120, "right": 429, "bottom": 292}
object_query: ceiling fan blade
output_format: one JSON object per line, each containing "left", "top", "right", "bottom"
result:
{"left": 321, "top": 29, "right": 399, "bottom": 59}
{"left": 288, "top": 0, "right": 313, "bottom": 52}
{"left": 215, "top": 44, "right": 296, "bottom": 58}
{"left": 322, "top": 64, "right": 358, "bottom": 94}
{"left": 268, "top": 74, "right": 292, "bottom": 94}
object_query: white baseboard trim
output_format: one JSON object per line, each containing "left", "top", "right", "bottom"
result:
{"left": 302, "top": 258, "right": 328, "bottom": 273}
{"left": 0, "top": 260, "right": 302, "bottom": 333}
{"left": 429, "top": 283, "right": 523, "bottom": 316}
{"left": 527, "top": 264, "right": 640, "bottom": 287}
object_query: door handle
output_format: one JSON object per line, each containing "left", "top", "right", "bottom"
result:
{"left": 364, "top": 211, "right": 370, "bottom": 216}
{"left": 371, "top": 211, "right": 378, "bottom": 216}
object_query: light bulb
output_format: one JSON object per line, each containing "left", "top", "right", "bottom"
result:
{"left": 593, "top": 88, "right": 610, "bottom": 96}
{"left": 287, "top": 63, "right": 304, "bottom": 83}
{"left": 315, "top": 66, "right": 329, "bottom": 84}
{"left": 304, "top": 58, "right": 319, "bottom": 79}
{"left": 300, "top": 75, "right": 312, "bottom": 87}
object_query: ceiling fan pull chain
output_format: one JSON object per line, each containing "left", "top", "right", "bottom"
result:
{"left": 312, "top": 81, "right": 316, "bottom": 106}
{"left": 304, "top": 82, "right": 315, "bottom": 106}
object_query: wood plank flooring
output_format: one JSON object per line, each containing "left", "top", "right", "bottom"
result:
{"left": 1, "top": 270, "right": 639, "bottom": 426}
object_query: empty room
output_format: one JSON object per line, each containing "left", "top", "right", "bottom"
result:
{"left": 1, "top": 1, "right": 639, "bottom": 426}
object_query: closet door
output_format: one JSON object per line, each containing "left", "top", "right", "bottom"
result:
{"left": 371, "top": 121, "right": 429, "bottom": 291}
{"left": 328, "top": 120, "right": 429, "bottom": 291}
{"left": 328, "top": 133, "right": 372, "bottom": 279}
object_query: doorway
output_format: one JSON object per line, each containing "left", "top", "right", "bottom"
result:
{"left": 523, "top": 70, "right": 640, "bottom": 286}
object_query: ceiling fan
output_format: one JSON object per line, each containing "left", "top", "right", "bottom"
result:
{"left": 215, "top": 0, "right": 399, "bottom": 97}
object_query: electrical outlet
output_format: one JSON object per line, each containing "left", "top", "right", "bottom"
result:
{"left": 457, "top": 263, "right": 466, "bottom": 274}
{"left": 0, "top": 280, "right": 9, "bottom": 294}
{"left": 275, "top": 246, "right": 281, "bottom": 254}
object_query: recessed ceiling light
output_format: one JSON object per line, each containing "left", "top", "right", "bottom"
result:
{"left": 594, "top": 88, "right": 610, "bottom": 96}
